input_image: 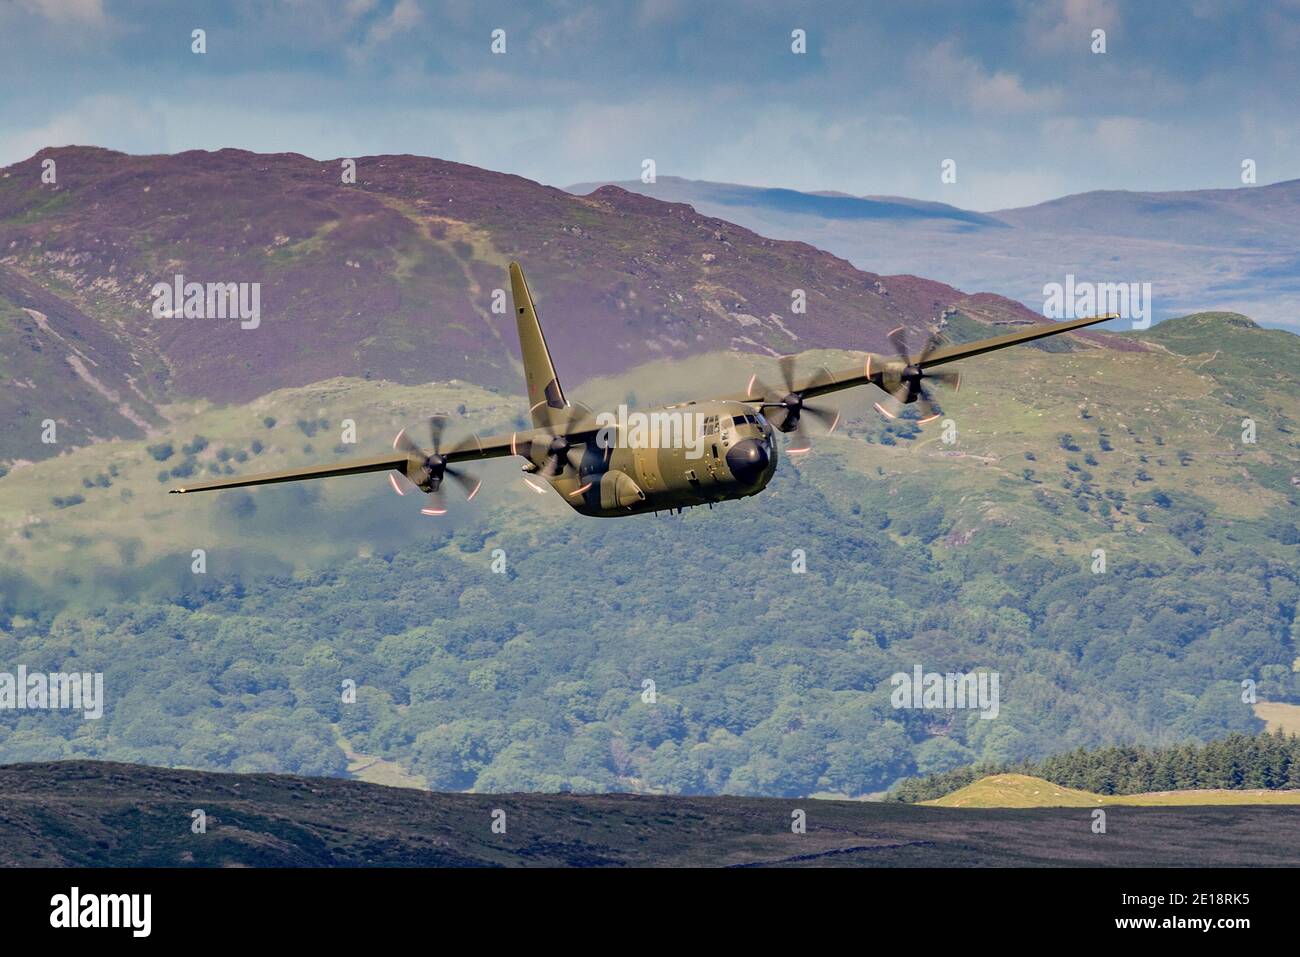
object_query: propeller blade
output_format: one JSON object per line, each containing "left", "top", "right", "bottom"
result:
{"left": 419, "top": 488, "right": 448, "bottom": 516}
{"left": 777, "top": 354, "right": 797, "bottom": 392}
{"left": 802, "top": 403, "right": 840, "bottom": 434}
{"left": 887, "top": 325, "right": 911, "bottom": 360}
{"left": 750, "top": 376, "right": 780, "bottom": 403}
{"left": 785, "top": 418, "right": 812, "bottom": 455}
{"left": 758, "top": 396, "right": 793, "bottom": 432}
{"left": 914, "top": 387, "right": 941, "bottom": 424}
{"left": 873, "top": 398, "right": 900, "bottom": 419}
{"left": 444, "top": 466, "right": 482, "bottom": 501}
{"left": 564, "top": 403, "right": 593, "bottom": 435}
{"left": 926, "top": 369, "right": 961, "bottom": 390}
{"left": 767, "top": 404, "right": 801, "bottom": 433}
{"left": 393, "top": 428, "right": 419, "bottom": 455}
{"left": 428, "top": 414, "right": 448, "bottom": 454}
{"left": 391, "top": 429, "right": 433, "bottom": 488}
{"left": 917, "top": 332, "right": 944, "bottom": 364}
{"left": 511, "top": 431, "right": 534, "bottom": 460}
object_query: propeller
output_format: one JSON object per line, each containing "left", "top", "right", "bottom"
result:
{"left": 880, "top": 325, "right": 961, "bottom": 424}
{"left": 749, "top": 355, "right": 840, "bottom": 453}
{"left": 517, "top": 403, "right": 595, "bottom": 480}
{"left": 392, "top": 415, "right": 481, "bottom": 516}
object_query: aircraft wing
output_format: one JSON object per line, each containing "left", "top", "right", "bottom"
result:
{"left": 908, "top": 314, "right": 1117, "bottom": 370}
{"left": 725, "top": 313, "right": 1116, "bottom": 403}
{"left": 169, "top": 433, "right": 517, "bottom": 495}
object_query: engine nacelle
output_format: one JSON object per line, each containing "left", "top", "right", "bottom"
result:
{"left": 600, "top": 469, "right": 645, "bottom": 509}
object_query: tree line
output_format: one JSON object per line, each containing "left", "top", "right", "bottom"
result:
{"left": 889, "top": 730, "right": 1300, "bottom": 802}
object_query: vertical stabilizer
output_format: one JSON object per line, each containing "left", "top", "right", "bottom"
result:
{"left": 509, "top": 262, "right": 568, "bottom": 428}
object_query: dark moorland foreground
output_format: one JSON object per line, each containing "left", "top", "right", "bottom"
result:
{"left": 3, "top": 761, "right": 1299, "bottom": 867}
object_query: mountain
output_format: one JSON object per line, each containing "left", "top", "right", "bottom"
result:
{"left": 3, "top": 760, "right": 1299, "bottom": 866}
{"left": 567, "top": 176, "right": 1300, "bottom": 333}
{"left": 565, "top": 178, "right": 1006, "bottom": 227}
{"left": 0, "top": 147, "right": 1086, "bottom": 464}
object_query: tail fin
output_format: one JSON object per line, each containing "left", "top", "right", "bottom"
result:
{"left": 509, "top": 261, "right": 568, "bottom": 428}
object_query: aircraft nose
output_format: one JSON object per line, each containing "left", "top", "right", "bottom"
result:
{"left": 725, "top": 438, "right": 769, "bottom": 485}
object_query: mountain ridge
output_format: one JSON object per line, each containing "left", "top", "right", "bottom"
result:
{"left": 1, "top": 146, "right": 1127, "bottom": 463}
{"left": 567, "top": 175, "right": 1300, "bottom": 332}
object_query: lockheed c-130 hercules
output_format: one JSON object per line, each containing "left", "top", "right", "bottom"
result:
{"left": 171, "top": 262, "right": 1114, "bottom": 517}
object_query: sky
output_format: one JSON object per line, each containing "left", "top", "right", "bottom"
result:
{"left": 1, "top": 0, "right": 1298, "bottom": 210}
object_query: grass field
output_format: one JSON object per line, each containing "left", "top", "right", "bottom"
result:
{"left": 335, "top": 729, "right": 428, "bottom": 790}
{"left": 1255, "top": 701, "right": 1300, "bottom": 735}
{"left": 925, "top": 773, "right": 1300, "bottom": 808}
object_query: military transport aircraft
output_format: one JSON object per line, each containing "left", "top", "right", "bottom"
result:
{"left": 171, "top": 263, "right": 1114, "bottom": 517}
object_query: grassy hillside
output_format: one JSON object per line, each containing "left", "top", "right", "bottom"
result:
{"left": 926, "top": 773, "right": 1300, "bottom": 807}
{"left": 925, "top": 773, "right": 1102, "bottom": 807}
{"left": 4, "top": 310, "right": 1296, "bottom": 592}
{"left": 1255, "top": 701, "right": 1300, "bottom": 735}
{"left": 0, "top": 376, "right": 518, "bottom": 603}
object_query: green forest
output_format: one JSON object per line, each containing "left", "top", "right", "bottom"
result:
{"left": 2, "top": 453, "right": 1296, "bottom": 796}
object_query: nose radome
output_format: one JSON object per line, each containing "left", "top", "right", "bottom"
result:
{"left": 725, "top": 438, "right": 769, "bottom": 485}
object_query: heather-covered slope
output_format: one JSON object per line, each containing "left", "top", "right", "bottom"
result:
{"left": 0, "top": 147, "right": 1107, "bottom": 462}
{"left": 0, "top": 263, "right": 164, "bottom": 456}
{"left": 2, "top": 760, "right": 1299, "bottom": 867}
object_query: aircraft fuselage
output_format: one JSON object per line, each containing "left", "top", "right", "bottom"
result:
{"left": 534, "top": 400, "right": 779, "bottom": 517}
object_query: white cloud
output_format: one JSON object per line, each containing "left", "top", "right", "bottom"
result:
{"left": 528, "top": 7, "right": 603, "bottom": 54}
{"left": 15, "top": 0, "right": 106, "bottom": 23}
{"left": 1024, "top": 0, "right": 1120, "bottom": 52}
{"left": 345, "top": 0, "right": 422, "bottom": 64}
{"left": 911, "top": 40, "right": 1063, "bottom": 114}
{"left": 345, "top": 0, "right": 380, "bottom": 17}
{"left": 0, "top": 95, "right": 168, "bottom": 167}
{"left": 1040, "top": 115, "right": 1161, "bottom": 162}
